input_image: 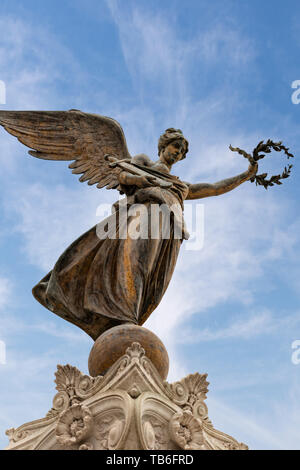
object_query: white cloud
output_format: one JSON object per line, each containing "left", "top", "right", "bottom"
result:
{"left": 147, "top": 185, "right": 298, "bottom": 338}
{"left": 0, "top": 350, "right": 84, "bottom": 449}
{"left": 0, "top": 16, "right": 76, "bottom": 109}
{"left": 199, "top": 23, "right": 255, "bottom": 65}
{"left": 4, "top": 182, "right": 116, "bottom": 271}
{"left": 208, "top": 396, "right": 293, "bottom": 450}
{"left": 0, "top": 311, "right": 90, "bottom": 345}
{"left": 106, "top": 0, "right": 256, "bottom": 127}
{"left": 107, "top": 1, "right": 255, "bottom": 78}
{"left": 178, "top": 309, "right": 300, "bottom": 343}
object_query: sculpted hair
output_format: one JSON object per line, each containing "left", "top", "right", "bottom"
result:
{"left": 158, "top": 128, "right": 189, "bottom": 160}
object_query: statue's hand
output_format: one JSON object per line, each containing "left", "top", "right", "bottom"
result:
{"left": 135, "top": 175, "right": 157, "bottom": 188}
{"left": 247, "top": 162, "right": 258, "bottom": 179}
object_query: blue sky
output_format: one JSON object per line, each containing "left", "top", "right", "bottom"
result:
{"left": 0, "top": 0, "right": 300, "bottom": 450}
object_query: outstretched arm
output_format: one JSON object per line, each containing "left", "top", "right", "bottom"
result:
{"left": 186, "top": 162, "right": 258, "bottom": 200}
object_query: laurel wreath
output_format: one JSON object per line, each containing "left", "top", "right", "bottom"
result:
{"left": 229, "top": 140, "right": 294, "bottom": 189}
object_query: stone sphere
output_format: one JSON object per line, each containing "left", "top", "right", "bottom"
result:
{"left": 88, "top": 324, "right": 169, "bottom": 380}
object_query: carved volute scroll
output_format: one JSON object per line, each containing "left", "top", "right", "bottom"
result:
{"left": 5, "top": 342, "right": 248, "bottom": 451}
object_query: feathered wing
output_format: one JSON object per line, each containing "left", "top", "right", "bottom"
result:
{"left": 0, "top": 109, "right": 131, "bottom": 190}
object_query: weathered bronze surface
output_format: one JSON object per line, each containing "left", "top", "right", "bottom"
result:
{"left": 0, "top": 110, "right": 258, "bottom": 340}
{"left": 88, "top": 324, "right": 169, "bottom": 379}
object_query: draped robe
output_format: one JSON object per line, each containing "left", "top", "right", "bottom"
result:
{"left": 33, "top": 168, "right": 189, "bottom": 340}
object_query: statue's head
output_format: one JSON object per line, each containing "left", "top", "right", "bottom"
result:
{"left": 158, "top": 128, "right": 189, "bottom": 164}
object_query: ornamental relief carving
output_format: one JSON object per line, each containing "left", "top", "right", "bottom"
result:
{"left": 142, "top": 417, "right": 175, "bottom": 450}
{"left": 94, "top": 413, "right": 126, "bottom": 450}
{"left": 169, "top": 411, "right": 205, "bottom": 450}
{"left": 5, "top": 343, "right": 248, "bottom": 451}
{"left": 56, "top": 404, "right": 93, "bottom": 448}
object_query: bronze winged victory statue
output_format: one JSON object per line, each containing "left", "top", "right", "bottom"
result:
{"left": 0, "top": 110, "right": 258, "bottom": 341}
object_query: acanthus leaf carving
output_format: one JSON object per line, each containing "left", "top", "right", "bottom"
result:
{"left": 164, "top": 373, "right": 209, "bottom": 412}
{"left": 126, "top": 342, "right": 145, "bottom": 360}
{"left": 46, "top": 364, "right": 104, "bottom": 418}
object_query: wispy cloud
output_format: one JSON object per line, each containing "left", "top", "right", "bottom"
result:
{"left": 0, "top": 16, "right": 81, "bottom": 109}
{"left": 106, "top": 0, "right": 256, "bottom": 126}
{"left": 4, "top": 182, "right": 115, "bottom": 271}
{"left": 178, "top": 309, "right": 300, "bottom": 343}
{"left": 198, "top": 23, "right": 255, "bottom": 65}
{"left": 147, "top": 187, "right": 299, "bottom": 337}
{"left": 208, "top": 396, "right": 292, "bottom": 450}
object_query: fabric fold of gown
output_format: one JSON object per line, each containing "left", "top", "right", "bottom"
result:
{"left": 33, "top": 170, "right": 189, "bottom": 340}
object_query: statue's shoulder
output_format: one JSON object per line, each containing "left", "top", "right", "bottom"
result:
{"left": 131, "top": 153, "right": 154, "bottom": 167}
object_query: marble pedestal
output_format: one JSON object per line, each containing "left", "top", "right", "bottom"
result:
{"left": 5, "top": 341, "right": 248, "bottom": 450}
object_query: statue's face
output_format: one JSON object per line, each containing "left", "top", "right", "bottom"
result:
{"left": 162, "top": 139, "right": 186, "bottom": 165}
